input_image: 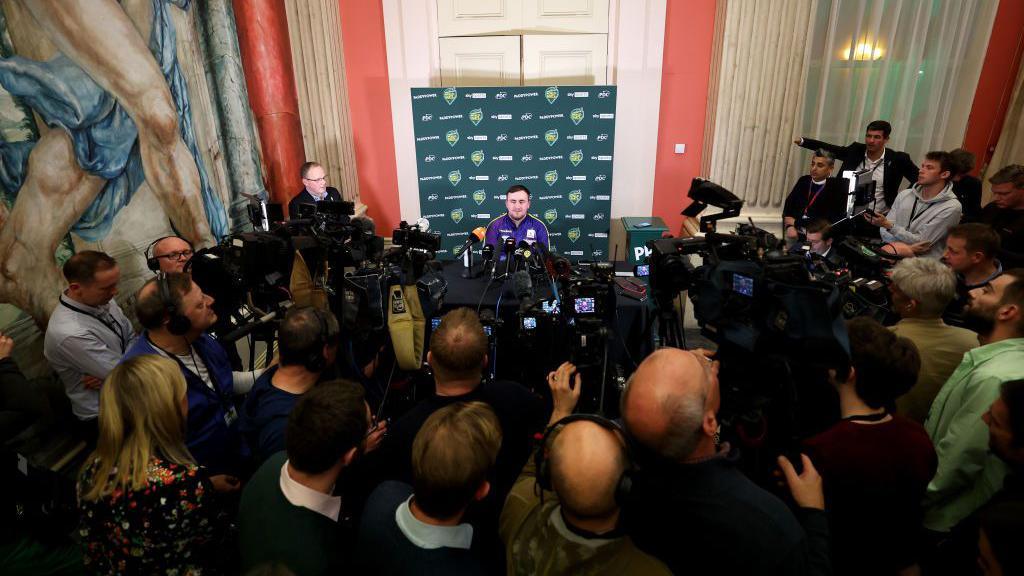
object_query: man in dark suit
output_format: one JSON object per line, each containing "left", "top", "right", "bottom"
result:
{"left": 795, "top": 120, "right": 919, "bottom": 215}
{"left": 782, "top": 149, "right": 847, "bottom": 241}
{"left": 288, "top": 161, "right": 344, "bottom": 219}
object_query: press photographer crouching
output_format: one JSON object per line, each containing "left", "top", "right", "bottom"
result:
{"left": 126, "top": 272, "right": 258, "bottom": 476}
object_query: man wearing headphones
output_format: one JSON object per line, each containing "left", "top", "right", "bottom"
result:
{"left": 239, "top": 306, "right": 370, "bottom": 465}
{"left": 145, "top": 235, "right": 194, "bottom": 274}
{"left": 124, "top": 272, "right": 259, "bottom": 476}
{"left": 500, "top": 362, "right": 670, "bottom": 575}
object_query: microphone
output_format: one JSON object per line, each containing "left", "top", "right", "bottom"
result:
{"left": 516, "top": 240, "right": 535, "bottom": 266}
{"left": 512, "top": 269, "right": 534, "bottom": 313}
{"left": 453, "top": 227, "right": 486, "bottom": 258}
{"left": 217, "top": 307, "right": 285, "bottom": 343}
{"left": 502, "top": 237, "right": 517, "bottom": 277}
{"left": 482, "top": 243, "right": 495, "bottom": 263}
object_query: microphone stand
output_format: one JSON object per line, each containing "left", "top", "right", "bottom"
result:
{"left": 461, "top": 244, "right": 478, "bottom": 279}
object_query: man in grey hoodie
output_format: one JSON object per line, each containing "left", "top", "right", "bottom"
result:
{"left": 865, "top": 151, "right": 962, "bottom": 259}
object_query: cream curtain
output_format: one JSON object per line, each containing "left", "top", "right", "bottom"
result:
{"left": 983, "top": 55, "right": 1024, "bottom": 204}
{"left": 708, "top": 0, "right": 818, "bottom": 214}
{"left": 284, "top": 0, "right": 361, "bottom": 206}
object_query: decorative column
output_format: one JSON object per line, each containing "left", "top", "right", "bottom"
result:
{"left": 283, "top": 0, "right": 361, "bottom": 207}
{"left": 232, "top": 0, "right": 305, "bottom": 206}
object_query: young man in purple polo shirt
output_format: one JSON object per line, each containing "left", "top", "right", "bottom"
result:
{"left": 485, "top": 185, "right": 550, "bottom": 259}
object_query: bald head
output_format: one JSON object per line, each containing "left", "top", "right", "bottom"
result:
{"left": 549, "top": 420, "right": 627, "bottom": 519}
{"left": 621, "top": 348, "right": 717, "bottom": 462}
{"left": 151, "top": 236, "right": 193, "bottom": 274}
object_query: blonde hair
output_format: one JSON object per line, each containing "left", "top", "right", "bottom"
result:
{"left": 80, "top": 355, "right": 193, "bottom": 501}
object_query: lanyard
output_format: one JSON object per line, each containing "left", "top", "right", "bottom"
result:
{"left": 803, "top": 181, "right": 826, "bottom": 216}
{"left": 908, "top": 197, "right": 934, "bottom": 225}
{"left": 148, "top": 336, "right": 231, "bottom": 406}
{"left": 59, "top": 299, "right": 127, "bottom": 353}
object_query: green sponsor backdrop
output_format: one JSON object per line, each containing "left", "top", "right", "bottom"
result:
{"left": 411, "top": 86, "right": 616, "bottom": 261}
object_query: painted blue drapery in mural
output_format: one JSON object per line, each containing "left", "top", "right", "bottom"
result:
{"left": 0, "top": 0, "right": 227, "bottom": 241}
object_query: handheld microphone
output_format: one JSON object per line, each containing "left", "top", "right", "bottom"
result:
{"left": 482, "top": 243, "right": 495, "bottom": 263}
{"left": 502, "top": 237, "right": 517, "bottom": 277}
{"left": 454, "top": 227, "right": 486, "bottom": 258}
{"left": 516, "top": 240, "right": 534, "bottom": 266}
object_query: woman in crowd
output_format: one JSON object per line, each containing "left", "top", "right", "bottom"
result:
{"left": 77, "top": 355, "right": 236, "bottom": 575}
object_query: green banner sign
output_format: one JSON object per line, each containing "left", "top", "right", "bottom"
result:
{"left": 411, "top": 86, "right": 616, "bottom": 261}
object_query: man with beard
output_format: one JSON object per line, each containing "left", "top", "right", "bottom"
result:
{"left": 923, "top": 268, "right": 1024, "bottom": 542}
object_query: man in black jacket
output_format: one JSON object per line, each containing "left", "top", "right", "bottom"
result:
{"left": 288, "top": 161, "right": 344, "bottom": 219}
{"left": 795, "top": 120, "right": 919, "bottom": 215}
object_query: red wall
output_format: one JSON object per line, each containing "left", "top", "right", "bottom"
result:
{"left": 338, "top": 0, "right": 401, "bottom": 232}
{"left": 962, "top": 0, "right": 1024, "bottom": 175}
{"left": 651, "top": 0, "right": 717, "bottom": 235}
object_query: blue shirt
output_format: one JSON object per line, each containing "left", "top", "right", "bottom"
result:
{"left": 238, "top": 367, "right": 303, "bottom": 466}
{"left": 484, "top": 213, "right": 550, "bottom": 258}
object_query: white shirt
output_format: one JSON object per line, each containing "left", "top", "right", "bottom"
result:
{"left": 860, "top": 149, "right": 887, "bottom": 213}
{"left": 395, "top": 496, "right": 473, "bottom": 550}
{"left": 279, "top": 460, "right": 341, "bottom": 521}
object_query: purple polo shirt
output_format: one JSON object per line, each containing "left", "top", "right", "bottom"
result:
{"left": 484, "top": 213, "right": 550, "bottom": 259}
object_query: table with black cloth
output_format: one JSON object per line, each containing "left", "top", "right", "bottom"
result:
{"left": 435, "top": 260, "right": 654, "bottom": 412}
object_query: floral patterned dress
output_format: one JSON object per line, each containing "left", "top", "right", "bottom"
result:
{"left": 77, "top": 457, "right": 218, "bottom": 575}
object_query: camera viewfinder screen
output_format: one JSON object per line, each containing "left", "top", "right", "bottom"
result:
{"left": 574, "top": 297, "right": 596, "bottom": 314}
{"left": 542, "top": 300, "right": 560, "bottom": 314}
{"left": 431, "top": 317, "right": 442, "bottom": 330}
{"left": 483, "top": 325, "right": 493, "bottom": 336}
{"left": 522, "top": 317, "right": 537, "bottom": 330}
{"left": 732, "top": 273, "right": 754, "bottom": 297}
{"left": 635, "top": 264, "right": 650, "bottom": 277}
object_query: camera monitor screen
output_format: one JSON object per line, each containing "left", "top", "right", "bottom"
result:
{"left": 634, "top": 264, "right": 650, "bottom": 277}
{"left": 522, "top": 317, "right": 537, "bottom": 330}
{"left": 574, "top": 297, "right": 596, "bottom": 314}
{"left": 732, "top": 273, "right": 754, "bottom": 297}
{"left": 431, "top": 317, "right": 442, "bottom": 330}
{"left": 542, "top": 299, "right": 560, "bottom": 314}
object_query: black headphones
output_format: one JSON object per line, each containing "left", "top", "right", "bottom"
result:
{"left": 535, "top": 413, "right": 634, "bottom": 505}
{"left": 145, "top": 236, "right": 193, "bottom": 272}
{"left": 302, "top": 308, "right": 337, "bottom": 373}
{"left": 157, "top": 273, "right": 192, "bottom": 336}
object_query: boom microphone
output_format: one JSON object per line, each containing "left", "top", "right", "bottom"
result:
{"left": 453, "top": 227, "right": 486, "bottom": 258}
{"left": 512, "top": 269, "right": 534, "bottom": 313}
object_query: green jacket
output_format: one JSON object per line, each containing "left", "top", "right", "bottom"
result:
{"left": 923, "top": 338, "right": 1024, "bottom": 532}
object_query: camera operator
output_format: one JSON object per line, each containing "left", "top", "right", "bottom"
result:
{"left": 146, "top": 235, "right": 194, "bottom": 274}
{"left": 620, "top": 348, "right": 830, "bottom": 576}
{"left": 127, "top": 272, "right": 261, "bottom": 475}
{"left": 888, "top": 258, "right": 979, "bottom": 424}
{"left": 802, "top": 317, "right": 935, "bottom": 576}
{"left": 942, "top": 223, "right": 1003, "bottom": 326}
{"left": 289, "top": 161, "right": 343, "bottom": 220}
{"left": 782, "top": 151, "right": 844, "bottom": 241}
{"left": 864, "top": 151, "right": 961, "bottom": 259}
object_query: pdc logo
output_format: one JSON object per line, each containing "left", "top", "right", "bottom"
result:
{"left": 427, "top": 193, "right": 438, "bottom": 201}
{"left": 424, "top": 155, "right": 436, "bottom": 163}
{"left": 521, "top": 112, "right": 533, "bottom": 121}
{"left": 545, "top": 86, "right": 559, "bottom": 104}
{"left": 446, "top": 130, "right": 460, "bottom": 147}
{"left": 448, "top": 170, "right": 462, "bottom": 187}
{"left": 443, "top": 87, "right": 458, "bottom": 105}
{"left": 421, "top": 113, "right": 433, "bottom": 121}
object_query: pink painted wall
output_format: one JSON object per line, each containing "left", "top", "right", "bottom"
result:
{"left": 338, "top": 0, "right": 401, "bottom": 232}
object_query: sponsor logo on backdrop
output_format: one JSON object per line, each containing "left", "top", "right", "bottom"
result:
{"left": 568, "top": 134, "right": 587, "bottom": 141}
{"left": 514, "top": 135, "right": 539, "bottom": 141}
{"left": 443, "top": 194, "right": 467, "bottom": 200}
{"left": 521, "top": 112, "right": 533, "bottom": 121}
{"left": 568, "top": 190, "right": 582, "bottom": 206}
{"left": 443, "top": 87, "right": 457, "bottom": 105}
{"left": 590, "top": 232, "right": 609, "bottom": 238}
{"left": 448, "top": 170, "right": 461, "bottom": 187}
{"left": 593, "top": 249, "right": 604, "bottom": 257}
{"left": 538, "top": 195, "right": 562, "bottom": 200}
{"left": 549, "top": 232, "right": 562, "bottom": 237}
{"left": 594, "top": 213, "right": 606, "bottom": 220}
{"left": 514, "top": 91, "right": 539, "bottom": 98}
{"left": 413, "top": 92, "right": 437, "bottom": 100}
{"left": 569, "top": 150, "right": 583, "bottom": 167}
{"left": 545, "top": 129, "right": 558, "bottom": 146}
{"left": 469, "top": 175, "right": 489, "bottom": 181}
{"left": 590, "top": 195, "right": 611, "bottom": 200}
{"left": 498, "top": 174, "right": 509, "bottom": 181}
{"left": 594, "top": 113, "right": 615, "bottom": 119}
{"left": 427, "top": 194, "right": 438, "bottom": 201}
{"left": 567, "top": 228, "right": 581, "bottom": 243}
{"left": 446, "top": 130, "right": 459, "bottom": 147}
{"left": 515, "top": 175, "right": 538, "bottom": 181}
{"left": 539, "top": 155, "right": 563, "bottom": 161}
{"left": 544, "top": 170, "right": 558, "bottom": 187}
{"left": 439, "top": 114, "right": 463, "bottom": 120}
{"left": 450, "top": 208, "right": 464, "bottom": 223}
{"left": 422, "top": 213, "right": 443, "bottom": 219}
{"left": 595, "top": 174, "right": 607, "bottom": 182}
{"left": 591, "top": 155, "right": 612, "bottom": 161}
{"left": 424, "top": 155, "right": 436, "bottom": 162}
{"left": 417, "top": 135, "right": 440, "bottom": 142}
{"left": 471, "top": 150, "right": 484, "bottom": 167}
{"left": 419, "top": 175, "right": 442, "bottom": 181}
{"left": 469, "top": 108, "right": 483, "bottom": 126}
{"left": 598, "top": 90, "right": 611, "bottom": 98}
{"left": 567, "top": 175, "right": 587, "bottom": 181}
{"left": 472, "top": 213, "right": 491, "bottom": 219}
{"left": 521, "top": 154, "right": 533, "bottom": 162}
{"left": 568, "top": 250, "right": 584, "bottom": 256}
{"left": 597, "top": 133, "right": 609, "bottom": 141}
{"left": 569, "top": 91, "right": 589, "bottom": 98}
{"left": 467, "top": 135, "right": 487, "bottom": 141}
{"left": 566, "top": 214, "right": 585, "bottom": 220}
{"left": 467, "top": 92, "right": 486, "bottom": 99}
{"left": 421, "top": 114, "right": 433, "bottom": 121}
{"left": 491, "top": 114, "right": 512, "bottom": 120}
{"left": 496, "top": 91, "right": 508, "bottom": 99}
{"left": 473, "top": 190, "right": 486, "bottom": 205}
{"left": 570, "top": 107, "right": 584, "bottom": 125}
{"left": 441, "top": 155, "right": 465, "bottom": 161}
{"left": 445, "top": 232, "right": 468, "bottom": 238}
{"left": 492, "top": 155, "right": 513, "bottom": 161}
{"left": 544, "top": 208, "right": 558, "bottom": 224}
{"left": 539, "top": 113, "right": 563, "bottom": 120}
{"left": 497, "top": 133, "right": 508, "bottom": 142}
{"left": 545, "top": 86, "right": 559, "bottom": 104}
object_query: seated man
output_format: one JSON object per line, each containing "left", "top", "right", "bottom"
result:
{"left": 948, "top": 148, "right": 982, "bottom": 221}
{"left": 924, "top": 268, "right": 1024, "bottom": 537}
{"left": 783, "top": 150, "right": 846, "bottom": 240}
{"left": 239, "top": 306, "right": 345, "bottom": 465}
{"left": 125, "top": 272, "right": 260, "bottom": 474}
{"left": 974, "top": 164, "right": 1024, "bottom": 268}
{"left": 501, "top": 362, "right": 670, "bottom": 575}
{"left": 943, "top": 223, "right": 1003, "bottom": 324}
{"left": 800, "top": 219, "right": 844, "bottom": 269}
{"left": 44, "top": 251, "right": 135, "bottom": 430}
{"left": 145, "top": 235, "right": 194, "bottom": 274}
{"left": 239, "top": 379, "right": 371, "bottom": 574}
{"left": 357, "top": 401, "right": 501, "bottom": 575}
{"left": 865, "top": 151, "right": 962, "bottom": 259}
{"left": 621, "top": 348, "right": 830, "bottom": 575}
{"left": 888, "top": 257, "right": 979, "bottom": 423}
{"left": 484, "top": 185, "right": 550, "bottom": 256}
{"left": 803, "top": 317, "right": 936, "bottom": 576}
{"left": 288, "top": 161, "right": 343, "bottom": 220}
